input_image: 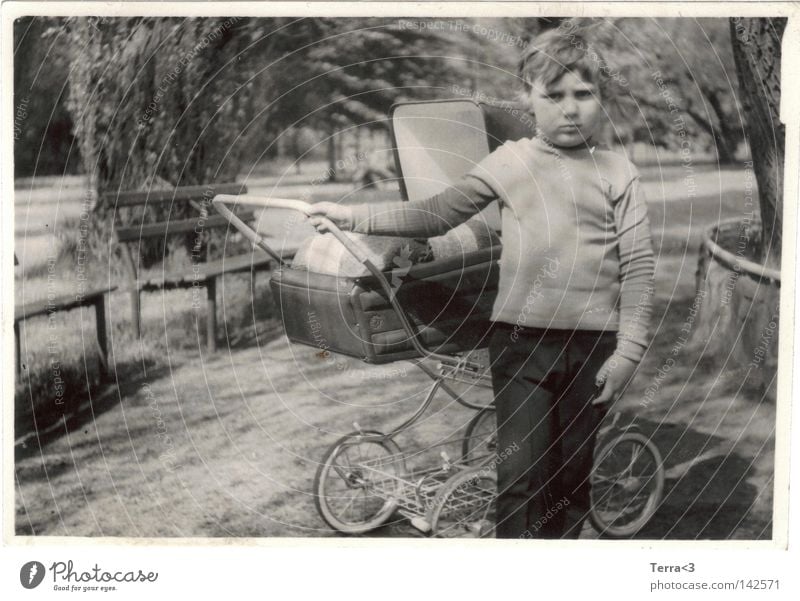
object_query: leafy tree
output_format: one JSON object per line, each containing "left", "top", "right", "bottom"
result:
{"left": 14, "top": 17, "right": 80, "bottom": 177}
{"left": 55, "top": 16, "right": 507, "bottom": 265}
{"left": 63, "top": 17, "right": 489, "bottom": 195}
{"left": 633, "top": 18, "right": 744, "bottom": 163}
{"left": 249, "top": 18, "right": 484, "bottom": 171}
{"left": 64, "top": 16, "right": 253, "bottom": 202}
{"left": 559, "top": 18, "right": 745, "bottom": 162}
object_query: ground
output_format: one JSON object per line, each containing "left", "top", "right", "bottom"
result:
{"left": 14, "top": 160, "right": 777, "bottom": 539}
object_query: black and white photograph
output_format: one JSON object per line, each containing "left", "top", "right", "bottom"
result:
{"left": 4, "top": 2, "right": 799, "bottom": 593}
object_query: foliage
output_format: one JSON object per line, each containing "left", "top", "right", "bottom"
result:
{"left": 62, "top": 16, "right": 253, "bottom": 200}
{"left": 54, "top": 17, "right": 501, "bottom": 263}
{"left": 14, "top": 17, "right": 81, "bottom": 177}
{"left": 243, "top": 17, "right": 486, "bottom": 164}
{"left": 55, "top": 17, "right": 257, "bottom": 267}
{"left": 22, "top": 16, "right": 757, "bottom": 184}
{"left": 541, "top": 18, "right": 744, "bottom": 162}
{"left": 59, "top": 17, "right": 492, "bottom": 196}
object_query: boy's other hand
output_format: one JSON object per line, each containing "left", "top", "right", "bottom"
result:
{"left": 307, "top": 202, "right": 353, "bottom": 232}
{"left": 592, "top": 353, "right": 637, "bottom": 406}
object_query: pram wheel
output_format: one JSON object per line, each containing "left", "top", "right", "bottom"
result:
{"left": 590, "top": 432, "right": 664, "bottom": 537}
{"left": 461, "top": 407, "right": 497, "bottom": 465}
{"left": 427, "top": 466, "right": 497, "bottom": 538}
{"left": 314, "top": 430, "right": 406, "bottom": 534}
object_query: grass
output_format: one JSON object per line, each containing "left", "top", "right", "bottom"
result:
{"left": 14, "top": 179, "right": 283, "bottom": 440}
{"left": 15, "top": 267, "right": 278, "bottom": 440}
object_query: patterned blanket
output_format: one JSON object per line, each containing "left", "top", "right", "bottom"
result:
{"left": 291, "top": 218, "right": 500, "bottom": 277}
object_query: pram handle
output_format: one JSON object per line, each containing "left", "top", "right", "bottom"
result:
{"left": 211, "top": 195, "right": 301, "bottom": 265}
{"left": 212, "top": 194, "right": 481, "bottom": 370}
{"left": 213, "top": 195, "right": 373, "bottom": 265}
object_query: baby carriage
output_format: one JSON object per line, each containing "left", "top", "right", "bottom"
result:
{"left": 214, "top": 99, "right": 664, "bottom": 538}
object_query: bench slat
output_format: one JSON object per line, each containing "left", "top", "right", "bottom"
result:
{"left": 103, "top": 183, "right": 246, "bottom": 208}
{"left": 191, "top": 253, "right": 274, "bottom": 278}
{"left": 106, "top": 182, "right": 255, "bottom": 351}
{"left": 15, "top": 287, "right": 117, "bottom": 322}
{"left": 138, "top": 254, "right": 275, "bottom": 289}
{"left": 115, "top": 210, "right": 254, "bottom": 242}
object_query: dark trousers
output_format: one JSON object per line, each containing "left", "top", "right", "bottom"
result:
{"left": 488, "top": 323, "right": 616, "bottom": 539}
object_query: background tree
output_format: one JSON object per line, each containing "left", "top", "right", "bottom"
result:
{"left": 730, "top": 17, "right": 786, "bottom": 266}
{"left": 691, "top": 17, "right": 786, "bottom": 400}
{"left": 563, "top": 18, "right": 745, "bottom": 161}
{"left": 58, "top": 17, "right": 259, "bottom": 267}
{"left": 22, "top": 17, "right": 761, "bottom": 181}
{"left": 249, "top": 17, "right": 488, "bottom": 173}
{"left": 61, "top": 17, "right": 490, "bottom": 192}
{"left": 629, "top": 18, "right": 744, "bottom": 163}
{"left": 63, "top": 17, "right": 254, "bottom": 201}
{"left": 14, "top": 17, "right": 80, "bottom": 177}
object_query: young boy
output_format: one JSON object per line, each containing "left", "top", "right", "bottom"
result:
{"left": 309, "top": 29, "right": 655, "bottom": 539}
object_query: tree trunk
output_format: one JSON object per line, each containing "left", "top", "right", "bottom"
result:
{"left": 691, "top": 19, "right": 786, "bottom": 402}
{"left": 730, "top": 17, "right": 786, "bottom": 267}
{"left": 685, "top": 101, "right": 737, "bottom": 165}
{"left": 327, "top": 127, "right": 337, "bottom": 181}
{"left": 711, "top": 130, "right": 737, "bottom": 164}
{"left": 706, "top": 90, "right": 742, "bottom": 165}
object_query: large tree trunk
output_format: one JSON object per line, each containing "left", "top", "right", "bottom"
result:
{"left": 711, "top": 129, "right": 737, "bottom": 164}
{"left": 730, "top": 17, "right": 786, "bottom": 267}
{"left": 327, "top": 127, "right": 337, "bottom": 180}
{"left": 691, "top": 19, "right": 785, "bottom": 401}
{"left": 706, "top": 90, "right": 742, "bottom": 165}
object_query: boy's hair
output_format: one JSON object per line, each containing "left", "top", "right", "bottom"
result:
{"left": 518, "top": 26, "right": 611, "bottom": 99}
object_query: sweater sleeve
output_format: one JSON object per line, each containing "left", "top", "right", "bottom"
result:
{"left": 613, "top": 176, "right": 655, "bottom": 363}
{"left": 346, "top": 174, "right": 499, "bottom": 238}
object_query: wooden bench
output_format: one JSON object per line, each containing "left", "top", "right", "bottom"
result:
{"left": 15, "top": 286, "right": 116, "bottom": 377}
{"left": 107, "top": 183, "right": 277, "bottom": 351}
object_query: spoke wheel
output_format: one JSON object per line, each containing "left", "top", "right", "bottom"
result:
{"left": 314, "top": 431, "right": 406, "bottom": 534}
{"left": 590, "top": 432, "right": 664, "bottom": 537}
{"left": 461, "top": 407, "right": 497, "bottom": 465}
{"left": 428, "top": 466, "right": 497, "bottom": 538}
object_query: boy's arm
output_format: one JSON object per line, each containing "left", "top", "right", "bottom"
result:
{"left": 346, "top": 174, "right": 499, "bottom": 238}
{"left": 613, "top": 176, "right": 656, "bottom": 363}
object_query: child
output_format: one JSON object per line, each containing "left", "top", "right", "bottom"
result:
{"left": 308, "top": 29, "right": 655, "bottom": 539}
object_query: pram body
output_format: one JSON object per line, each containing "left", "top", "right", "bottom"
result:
{"left": 269, "top": 99, "right": 532, "bottom": 363}
{"left": 270, "top": 244, "right": 499, "bottom": 364}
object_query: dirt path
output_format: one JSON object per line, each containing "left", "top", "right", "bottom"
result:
{"left": 16, "top": 328, "right": 494, "bottom": 537}
{"left": 15, "top": 295, "right": 775, "bottom": 540}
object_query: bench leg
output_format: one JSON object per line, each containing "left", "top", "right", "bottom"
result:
{"left": 206, "top": 278, "right": 217, "bottom": 352}
{"left": 130, "top": 288, "right": 141, "bottom": 338}
{"left": 94, "top": 295, "right": 109, "bottom": 379}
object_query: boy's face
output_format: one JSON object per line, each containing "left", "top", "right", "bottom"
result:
{"left": 526, "top": 71, "right": 603, "bottom": 147}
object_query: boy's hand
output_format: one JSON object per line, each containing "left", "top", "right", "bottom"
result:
{"left": 307, "top": 202, "right": 353, "bottom": 232}
{"left": 592, "top": 353, "right": 638, "bottom": 406}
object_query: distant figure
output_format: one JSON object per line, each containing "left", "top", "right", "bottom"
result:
{"left": 291, "top": 127, "right": 316, "bottom": 175}
{"left": 352, "top": 153, "right": 394, "bottom": 189}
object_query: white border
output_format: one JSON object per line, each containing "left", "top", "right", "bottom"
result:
{"left": 2, "top": 0, "right": 798, "bottom": 568}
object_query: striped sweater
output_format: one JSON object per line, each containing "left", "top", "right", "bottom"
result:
{"left": 346, "top": 136, "right": 655, "bottom": 362}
